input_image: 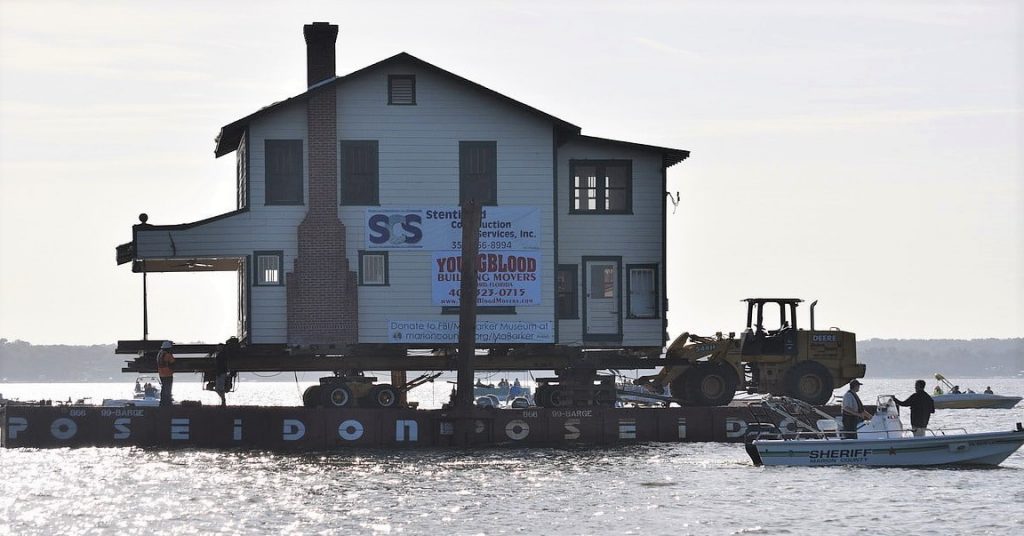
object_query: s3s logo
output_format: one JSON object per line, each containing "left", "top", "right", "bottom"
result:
{"left": 368, "top": 213, "right": 423, "bottom": 245}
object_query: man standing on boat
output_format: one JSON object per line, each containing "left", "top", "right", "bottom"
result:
{"left": 156, "top": 341, "right": 175, "bottom": 407}
{"left": 841, "top": 379, "right": 871, "bottom": 439}
{"left": 895, "top": 380, "right": 935, "bottom": 437}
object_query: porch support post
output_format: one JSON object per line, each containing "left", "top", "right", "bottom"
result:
{"left": 142, "top": 260, "right": 149, "bottom": 341}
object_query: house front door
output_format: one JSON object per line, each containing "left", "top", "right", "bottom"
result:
{"left": 584, "top": 258, "right": 621, "bottom": 339}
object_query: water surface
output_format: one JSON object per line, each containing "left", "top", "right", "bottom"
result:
{"left": 2, "top": 378, "right": 1022, "bottom": 535}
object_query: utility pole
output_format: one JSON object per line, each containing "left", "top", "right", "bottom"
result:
{"left": 455, "top": 199, "right": 481, "bottom": 414}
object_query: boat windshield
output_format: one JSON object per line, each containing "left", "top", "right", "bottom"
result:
{"left": 876, "top": 395, "right": 896, "bottom": 409}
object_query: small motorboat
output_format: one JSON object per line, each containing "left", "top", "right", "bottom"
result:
{"left": 615, "top": 380, "right": 677, "bottom": 407}
{"left": 932, "top": 373, "right": 1021, "bottom": 409}
{"left": 475, "top": 393, "right": 534, "bottom": 409}
{"left": 473, "top": 379, "right": 531, "bottom": 400}
{"left": 102, "top": 376, "right": 161, "bottom": 407}
{"left": 746, "top": 395, "right": 1024, "bottom": 467}
{"left": 934, "top": 392, "right": 1022, "bottom": 409}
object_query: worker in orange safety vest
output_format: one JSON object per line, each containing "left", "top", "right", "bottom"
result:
{"left": 156, "top": 341, "right": 175, "bottom": 407}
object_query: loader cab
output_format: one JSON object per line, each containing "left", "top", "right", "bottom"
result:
{"left": 740, "top": 298, "right": 800, "bottom": 355}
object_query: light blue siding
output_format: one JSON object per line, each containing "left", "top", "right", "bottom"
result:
{"left": 556, "top": 140, "right": 665, "bottom": 347}
{"left": 337, "top": 61, "right": 555, "bottom": 343}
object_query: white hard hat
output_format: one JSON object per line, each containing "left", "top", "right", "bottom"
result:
{"left": 161, "top": 341, "right": 173, "bottom": 349}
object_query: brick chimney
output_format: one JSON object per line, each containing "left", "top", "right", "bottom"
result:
{"left": 303, "top": 22, "right": 338, "bottom": 87}
{"left": 287, "top": 22, "right": 358, "bottom": 350}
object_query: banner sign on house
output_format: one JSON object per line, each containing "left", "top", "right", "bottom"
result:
{"left": 387, "top": 319, "right": 554, "bottom": 344}
{"left": 432, "top": 251, "right": 541, "bottom": 306}
{"left": 365, "top": 207, "right": 540, "bottom": 250}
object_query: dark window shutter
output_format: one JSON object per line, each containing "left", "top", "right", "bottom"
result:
{"left": 341, "top": 140, "right": 379, "bottom": 205}
{"left": 459, "top": 141, "right": 497, "bottom": 205}
{"left": 265, "top": 140, "right": 303, "bottom": 204}
{"left": 556, "top": 265, "right": 579, "bottom": 319}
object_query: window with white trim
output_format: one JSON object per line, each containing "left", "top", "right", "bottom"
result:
{"left": 254, "top": 251, "right": 283, "bottom": 286}
{"left": 359, "top": 251, "right": 388, "bottom": 286}
{"left": 627, "top": 264, "right": 658, "bottom": 318}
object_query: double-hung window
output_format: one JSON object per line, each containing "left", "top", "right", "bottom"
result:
{"left": 570, "top": 160, "right": 631, "bottom": 214}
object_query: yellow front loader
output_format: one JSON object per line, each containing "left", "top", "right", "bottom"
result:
{"left": 637, "top": 299, "right": 865, "bottom": 406}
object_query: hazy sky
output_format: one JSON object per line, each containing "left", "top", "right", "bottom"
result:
{"left": 1, "top": 0, "right": 1021, "bottom": 345}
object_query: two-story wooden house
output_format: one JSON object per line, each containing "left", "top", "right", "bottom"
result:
{"left": 117, "top": 22, "right": 688, "bottom": 355}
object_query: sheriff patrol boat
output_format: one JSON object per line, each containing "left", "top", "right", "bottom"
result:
{"left": 746, "top": 395, "right": 1024, "bottom": 467}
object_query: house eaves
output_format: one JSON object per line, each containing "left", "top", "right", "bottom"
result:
{"left": 574, "top": 134, "right": 690, "bottom": 168}
{"left": 214, "top": 52, "right": 582, "bottom": 158}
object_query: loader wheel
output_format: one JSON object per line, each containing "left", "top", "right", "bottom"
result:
{"left": 534, "top": 385, "right": 552, "bottom": 407}
{"left": 536, "top": 386, "right": 572, "bottom": 407}
{"left": 302, "top": 385, "right": 322, "bottom": 408}
{"left": 685, "top": 363, "right": 738, "bottom": 406}
{"left": 669, "top": 370, "right": 693, "bottom": 405}
{"left": 593, "top": 387, "right": 616, "bottom": 407}
{"left": 549, "top": 389, "right": 573, "bottom": 407}
{"left": 323, "top": 384, "right": 354, "bottom": 408}
{"left": 784, "top": 361, "right": 834, "bottom": 405}
{"left": 368, "top": 384, "right": 399, "bottom": 408}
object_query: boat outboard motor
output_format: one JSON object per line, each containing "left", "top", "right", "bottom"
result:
{"left": 743, "top": 423, "right": 779, "bottom": 466}
{"left": 745, "top": 441, "right": 764, "bottom": 466}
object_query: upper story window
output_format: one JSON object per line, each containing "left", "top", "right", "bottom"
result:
{"left": 460, "top": 141, "right": 497, "bottom": 206}
{"left": 570, "top": 160, "right": 632, "bottom": 214}
{"left": 340, "top": 140, "right": 379, "bottom": 205}
{"left": 254, "top": 251, "right": 283, "bottom": 286}
{"left": 265, "top": 140, "right": 303, "bottom": 205}
{"left": 388, "top": 75, "right": 416, "bottom": 105}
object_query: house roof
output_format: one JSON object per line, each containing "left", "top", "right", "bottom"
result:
{"left": 213, "top": 52, "right": 689, "bottom": 167}
{"left": 214, "top": 52, "right": 583, "bottom": 157}
{"left": 574, "top": 135, "right": 690, "bottom": 168}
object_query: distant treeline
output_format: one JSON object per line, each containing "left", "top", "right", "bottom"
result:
{"left": 858, "top": 338, "right": 1023, "bottom": 378}
{"left": 0, "top": 337, "right": 1021, "bottom": 382}
{"left": 0, "top": 339, "right": 123, "bottom": 381}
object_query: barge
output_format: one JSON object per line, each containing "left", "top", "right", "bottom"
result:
{"left": 1, "top": 402, "right": 843, "bottom": 450}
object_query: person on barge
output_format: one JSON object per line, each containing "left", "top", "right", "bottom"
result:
{"left": 156, "top": 341, "right": 175, "bottom": 407}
